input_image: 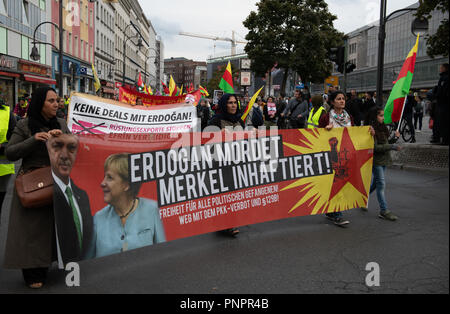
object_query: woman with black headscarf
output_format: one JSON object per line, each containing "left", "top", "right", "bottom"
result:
{"left": 4, "top": 86, "right": 70, "bottom": 289}
{"left": 206, "top": 94, "right": 244, "bottom": 237}
{"left": 207, "top": 93, "right": 245, "bottom": 130}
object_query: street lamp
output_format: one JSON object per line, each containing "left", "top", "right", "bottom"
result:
{"left": 375, "top": 2, "right": 428, "bottom": 107}
{"left": 30, "top": 20, "right": 63, "bottom": 97}
{"left": 141, "top": 47, "right": 157, "bottom": 85}
{"left": 122, "top": 22, "right": 146, "bottom": 86}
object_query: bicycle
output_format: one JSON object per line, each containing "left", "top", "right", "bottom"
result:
{"left": 387, "top": 116, "right": 413, "bottom": 143}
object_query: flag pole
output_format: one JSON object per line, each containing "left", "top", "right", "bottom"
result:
{"left": 396, "top": 95, "right": 408, "bottom": 132}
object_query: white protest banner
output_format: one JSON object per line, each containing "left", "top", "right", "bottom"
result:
{"left": 67, "top": 92, "right": 198, "bottom": 135}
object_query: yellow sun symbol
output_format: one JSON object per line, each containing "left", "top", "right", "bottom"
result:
{"left": 281, "top": 127, "right": 374, "bottom": 215}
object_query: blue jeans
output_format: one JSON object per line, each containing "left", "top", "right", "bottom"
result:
{"left": 370, "top": 166, "right": 388, "bottom": 213}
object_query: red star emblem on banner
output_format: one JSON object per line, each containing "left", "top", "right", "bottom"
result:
{"left": 329, "top": 128, "right": 373, "bottom": 201}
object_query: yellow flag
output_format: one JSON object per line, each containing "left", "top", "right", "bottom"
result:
{"left": 241, "top": 86, "right": 264, "bottom": 121}
{"left": 92, "top": 63, "right": 101, "bottom": 93}
{"left": 169, "top": 76, "right": 176, "bottom": 96}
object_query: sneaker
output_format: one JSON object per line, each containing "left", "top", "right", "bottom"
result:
{"left": 379, "top": 211, "right": 398, "bottom": 221}
{"left": 327, "top": 216, "right": 350, "bottom": 227}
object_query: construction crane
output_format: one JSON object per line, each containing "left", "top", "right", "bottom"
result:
{"left": 179, "top": 31, "right": 247, "bottom": 56}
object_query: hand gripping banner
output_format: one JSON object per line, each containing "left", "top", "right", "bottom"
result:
{"left": 48, "top": 127, "right": 374, "bottom": 266}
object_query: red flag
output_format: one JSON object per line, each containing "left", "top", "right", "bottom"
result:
{"left": 161, "top": 80, "right": 170, "bottom": 95}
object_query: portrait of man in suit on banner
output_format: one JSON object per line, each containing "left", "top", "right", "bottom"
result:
{"left": 47, "top": 133, "right": 94, "bottom": 266}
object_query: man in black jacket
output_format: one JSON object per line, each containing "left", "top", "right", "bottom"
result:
{"left": 432, "top": 63, "right": 449, "bottom": 145}
{"left": 281, "top": 89, "right": 309, "bottom": 128}
{"left": 47, "top": 133, "right": 94, "bottom": 265}
{"left": 346, "top": 90, "right": 363, "bottom": 126}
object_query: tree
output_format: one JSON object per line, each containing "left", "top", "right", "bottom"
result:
{"left": 243, "top": 0, "right": 345, "bottom": 93}
{"left": 415, "top": 0, "right": 449, "bottom": 58}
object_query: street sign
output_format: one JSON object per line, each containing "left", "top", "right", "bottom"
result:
{"left": 240, "top": 71, "right": 252, "bottom": 86}
{"left": 241, "top": 59, "right": 251, "bottom": 69}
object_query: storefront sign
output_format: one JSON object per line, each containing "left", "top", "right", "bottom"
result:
{"left": 19, "top": 60, "right": 49, "bottom": 76}
{"left": 0, "top": 54, "right": 18, "bottom": 71}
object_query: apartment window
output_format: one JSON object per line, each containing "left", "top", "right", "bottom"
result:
{"left": 21, "top": 35, "right": 29, "bottom": 60}
{"left": 0, "top": 27, "right": 7, "bottom": 54}
{"left": 74, "top": 36, "right": 78, "bottom": 57}
{"left": 0, "top": 0, "right": 7, "bottom": 15}
{"left": 40, "top": 43, "right": 46, "bottom": 64}
{"left": 22, "top": 0, "right": 29, "bottom": 26}
{"left": 68, "top": 33, "right": 72, "bottom": 54}
{"left": 39, "top": 0, "right": 45, "bottom": 10}
{"left": 81, "top": 39, "right": 84, "bottom": 59}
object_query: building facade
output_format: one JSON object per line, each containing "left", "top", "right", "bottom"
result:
{"left": 0, "top": 0, "right": 54, "bottom": 107}
{"left": 164, "top": 57, "right": 207, "bottom": 90}
{"left": 51, "top": 0, "right": 95, "bottom": 97}
{"left": 312, "top": 2, "right": 448, "bottom": 97}
{"left": 94, "top": 0, "right": 115, "bottom": 98}
{"left": 113, "top": 0, "right": 157, "bottom": 91}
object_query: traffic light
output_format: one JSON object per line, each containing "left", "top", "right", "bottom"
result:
{"left": 329, "top": 46, "right": 345, "bottom": 73}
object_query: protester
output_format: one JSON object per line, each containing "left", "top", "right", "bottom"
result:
{"left": 306, "top": 95, "right": 327, "bottom": 129}
{"left": 13, "top": 97, "right": 28, "bottom": 120}
{"left": 362, "top": 106, "right": 401, "bottom": 221}
{"left": 322, "top": 94, "right": 330, "bottom": 112}
{"left": 93, "top": 153, "right": 166, "bottom": 258}
{"left": 404, "top": 94, "right": 416, "bottom": 143}
{"left": 263, "top": 96, "right": 278, "bottom": 127}
{"left": 245, "top": 97, "right": 264, "bottom": 129}
{"left": 206, "top": 94, "right": 244, "bottom": 236}
{"left": 197, "top": 98, "right": 212, "bottom": 131}
{"left": 362, "top": 92, "right": 376, "bottom": 123}
{"left": 0, "top": 99, "right": 16, "bottom": 225}
{"left": 432, "top": 63, "right": 449, "bottom": 145}
{"left": 4, "top": 86, "right": 70, "bottom": 289}
{"left": 318, "top": 91, "right": 366, "bottom": 227}
{"left": 134, "top": 97, "right": 144, "bottom": 106}
{"left": 346, "top": 90, "right": 363, "bottom": 126}
{"left": 281, "top": 89, "right": 309, "bottom": 128}
{"left": 56, "top": 96, "right": 67, "bottom": 120}
{"left": 276, "top": 95, "right": 287, "bottom": 128}
{"left": 413, "top": 95, "right": 424, "bottom": 132}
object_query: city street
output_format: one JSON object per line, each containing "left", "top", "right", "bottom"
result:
{"left": 0, "top": 168, "right": 448, "bottom": 294}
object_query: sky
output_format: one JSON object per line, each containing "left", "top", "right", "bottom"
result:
{"left": 139, "top": 0, "right": 419, "bottom": 62}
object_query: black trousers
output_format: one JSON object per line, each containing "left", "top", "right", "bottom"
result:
{"left": 22, "top": 268, "right": 49, "bottom": 285}
{"left": 414, "top": 112, "right": 423, "bottom": 130}
{"left": 404, "top": 113, "right": 415, "bottom": 140}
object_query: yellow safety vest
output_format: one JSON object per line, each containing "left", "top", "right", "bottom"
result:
{"left": 0, "top": 106, "right": 15, "bottom": 176}
{"left": 307, "top": 106, "right": 326, "bottom": 129}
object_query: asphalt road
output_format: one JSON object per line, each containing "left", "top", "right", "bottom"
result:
{"left": 0, "top": 168, "right": 448, "bottom": 294}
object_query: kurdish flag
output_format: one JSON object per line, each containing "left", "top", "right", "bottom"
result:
{"left": 169, "top": 75, "right": 177, "bottom": 96}
{"left": 384, "top": 35, "right": 420, "bottom": 124}
{"left": 219, "top": 61, "right": 235, "bottom": 94}
{"left": 199, "top": 85, "right": 209, "bottom": 97}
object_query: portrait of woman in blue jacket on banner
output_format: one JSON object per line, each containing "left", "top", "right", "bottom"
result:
{"left": 92, "top": 153, "right": 166, "bottom": 258}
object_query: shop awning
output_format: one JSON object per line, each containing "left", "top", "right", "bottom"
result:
{"left": 0, "top": 71, "right": 20, "bottom": 78}
{"left": 23, "top": 74, "right": 57, "bottom": 85}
